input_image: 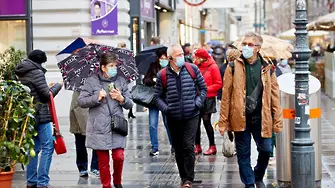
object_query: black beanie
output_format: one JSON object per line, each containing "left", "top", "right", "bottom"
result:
{"left": 28, "top": 49, "right": 47, "bottom": 64}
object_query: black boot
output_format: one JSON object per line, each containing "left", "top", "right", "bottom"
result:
{"left": 128, "top": 108, "right": 136, "bottom": 119}
{"left": 115, "top": 185, "right": 123, "bottom": 188}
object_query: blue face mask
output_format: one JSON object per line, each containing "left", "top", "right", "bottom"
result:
{"left": 41, "top": 63, "right": 46, "bottom": 69}
{"left": 281, "top": 59, "right": 288, "bottom": 66}
{"left": 107, "top": 67, "right": 117, "bottom": 77}
{"left": 242, "top": 46, "right": 254, "bottom": 59}
{"left": 159, "top": 59, "right": 169, "bottom": 67}
{"left": 175, "top": 57, "right": 185, "bottom": 67}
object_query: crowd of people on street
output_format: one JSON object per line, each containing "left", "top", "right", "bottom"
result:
{"left": 15, "top": 31, "right": 292, "bottom": 188}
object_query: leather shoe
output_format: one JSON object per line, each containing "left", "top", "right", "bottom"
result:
{"left": 194, "top": 145, "right": 202, "bottom": 155}
{"left": 203, "top": 145, "right": 217, "bottom": 155}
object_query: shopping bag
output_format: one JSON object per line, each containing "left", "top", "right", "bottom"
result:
{"left": 222, "top": 131, "right": 235, "bottom": 158}
{"left": 48, "top": 92, "right": 67, "bottom": 155}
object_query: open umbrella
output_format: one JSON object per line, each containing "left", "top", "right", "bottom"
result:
{"left": 57, "top": 43, "right": 138, "bottom": 90}
{"left": 307, "top": 12, "right": 335, "bottom": 31}
{"left": 233, "top": 35, "right": 294, "bottom": 59}
{"left": 137, "top": 54, "right": 158, "bottom": 75}
{"left": 135, "top": 45, "right": 167, "bottom": 65}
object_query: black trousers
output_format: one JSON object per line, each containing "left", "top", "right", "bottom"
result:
{"left": 195, "top": 113, "right": 215, "bottom": 146}
{"left": 167, "top": 116, "right": 199, "bottom": 182}
{"left": 74, "top": 134, "right": 99, "bottom": 172}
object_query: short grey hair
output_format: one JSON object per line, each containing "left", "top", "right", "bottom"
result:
{"left": 244, "top": 32, "right": 263, "bottom": 46}
{"left": 167, "top": 44, "right": 182, "bottom": 57}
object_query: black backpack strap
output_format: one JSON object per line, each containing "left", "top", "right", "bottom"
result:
{"left": 228, "top": 61, "right": 235, "bottom": 75}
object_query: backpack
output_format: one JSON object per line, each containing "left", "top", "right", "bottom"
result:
{"left": 161, "top": 63, "right": 196, "bottom": 88}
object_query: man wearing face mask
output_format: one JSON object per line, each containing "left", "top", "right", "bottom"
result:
{"left": 218, "top": 32, "right": 282, "bottom": 188}
{"left": 154, "top": 44, "right": 207, "bottom": 188}
{"left": 277, "top": 59, "right": 291, "bottom": 74}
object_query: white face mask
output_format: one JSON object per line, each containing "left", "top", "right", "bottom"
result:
{"left": 41, "top": 63, "right": 47, "bottom": 69}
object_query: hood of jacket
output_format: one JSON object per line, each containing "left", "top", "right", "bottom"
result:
{"left": 198, "top": 57, "right": 216, "bottom": 69}
{"left": 15, "top": 59, "right": 46, "bottom": 76}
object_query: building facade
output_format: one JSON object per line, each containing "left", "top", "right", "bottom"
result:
{"left": 0, "top": 0, "right": 32, "bottom": 53}
{"left": 32, "top": 0, "right": 131, "bottom": 116}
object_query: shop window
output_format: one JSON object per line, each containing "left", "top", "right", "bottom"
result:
{"left": 0, "top": 20, "right": 26, "bottom": 53}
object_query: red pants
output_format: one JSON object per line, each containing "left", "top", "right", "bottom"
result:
{"left": 96, "top": 149, "right": 124, "bottom": 188}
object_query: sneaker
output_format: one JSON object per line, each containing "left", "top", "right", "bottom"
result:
{"left": 79, "top": 170, "right": 89, "bottom": 177}
{"left": 182, "top": 180, "right": 192, "bottom": 188}
{"left": 255, "top": 181, "right": 266, "bottom": 188}
{"left": 149, "top": 148, "right": 159, "bottom": 156}
{"left": 90, "top": 169, "right": 100, "bottom": 177}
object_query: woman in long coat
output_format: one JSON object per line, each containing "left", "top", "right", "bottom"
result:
{"left": 78, "top": 53, "right": 133, "bottom": 188}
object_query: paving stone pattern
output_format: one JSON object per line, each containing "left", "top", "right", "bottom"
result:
{"left": 12, "top": 94, "right": 335, "bottom": 187}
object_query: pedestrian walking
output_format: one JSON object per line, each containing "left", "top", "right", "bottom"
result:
{"left": 193, "top": 49, "right": 222, "bottom": 155}
{"left": 143, "top": 48, "right": 174, "bottom": 156}
{"left": 216, "top": 45, "right": 241, "bottom": 101}
{"left": 218, "top": 32, "right": 283, "bottom": 188}
{"left": 69, "top": 91, "right": 99, "bottom": 177}
{"left": 154, "top": 44, "right": 207, "bottom": 188}
{"left": 15, "top": 50, "right": 63, "bottom": 188}
{"left": 78, "top": 53, "right": 133, "bottom": 188}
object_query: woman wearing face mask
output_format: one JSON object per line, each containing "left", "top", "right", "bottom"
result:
{"left": 143, "top": 49, "right": 174, "bottom": 156}
{"left": 193, "top": 49, "right": 223, "bottom": 155}
{"left": 277, "top": 59, "right": 291, "bottom": 74}
{"left": 78, "top": 53, "right": 133, "bottom": 188}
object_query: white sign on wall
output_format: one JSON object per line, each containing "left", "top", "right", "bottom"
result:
{"left": 202, "top": 0, "right": 243, "bottom": 8}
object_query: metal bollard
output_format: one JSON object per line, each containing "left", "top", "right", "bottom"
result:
{"left": 276, "top": 73, "right": 322, "bottom": 187}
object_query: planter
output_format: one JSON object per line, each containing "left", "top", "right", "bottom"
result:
{"left": 0, "top": 171, "right": 15, "bottom": 188}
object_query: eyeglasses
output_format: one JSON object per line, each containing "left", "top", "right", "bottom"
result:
{"left": 241, "top": 42, "right": 260, "bottom": 47}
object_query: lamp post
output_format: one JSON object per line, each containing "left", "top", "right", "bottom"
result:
{"left": 291, "top": 0, "right": 315, "bottom": 187}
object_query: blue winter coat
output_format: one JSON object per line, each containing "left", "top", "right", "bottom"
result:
{"left": 77, "top": 71, "right": 133, "bottom": 150}
{"left": 154, "top": 64, "right": 207, "bottom": 120}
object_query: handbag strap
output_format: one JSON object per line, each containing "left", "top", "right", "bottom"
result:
{"left": 249, "top": 75, "right": 262, "bottom": 99}
{"left": 99, "top": 79, "right": 114, "bottom": 116}
{"left": 201, "top": 63, "right": 214, "bottom": 76}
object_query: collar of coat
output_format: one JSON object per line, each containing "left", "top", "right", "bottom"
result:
{"left": 236, "top": 54, "right": 273, "bottom": 74}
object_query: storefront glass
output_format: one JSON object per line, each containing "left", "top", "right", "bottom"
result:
{"left": 0, "top": 20, "right": 26, "bottom": 53}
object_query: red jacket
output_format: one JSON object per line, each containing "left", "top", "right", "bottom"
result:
{"left": 197, "top": 58, "right": 223, "bottom": 98}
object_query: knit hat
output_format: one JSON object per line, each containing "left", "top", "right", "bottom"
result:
{"left": 28, "top": 49, "right": 47, "bottom": 64}
{"left": 194, "top": 49, "right": 211, "bottom": 59}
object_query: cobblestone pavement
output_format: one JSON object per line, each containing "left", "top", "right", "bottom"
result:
{"left": 11, "top": 94, "right": 335, "bottom": 187}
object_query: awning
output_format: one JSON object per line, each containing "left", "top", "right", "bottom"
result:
{"left": 307, "top": 12, "right": 335, "bottom": 31}
{"left": 279, "top": 28, "right": 329, "bottom": 40}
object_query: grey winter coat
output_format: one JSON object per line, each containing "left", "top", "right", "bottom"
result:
{"left": 77, "top": 72, "right": 133, "bottom": 150}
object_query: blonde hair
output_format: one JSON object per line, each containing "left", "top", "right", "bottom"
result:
{"left": 117, "top": 42, "right": 126, "bottom": 48}
{"left": 191, "top": 43, "right": 201, "bottom": 52}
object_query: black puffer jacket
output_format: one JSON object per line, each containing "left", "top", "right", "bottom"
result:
{"left": 15, "top": 59, "right": 62, "bottom": 125}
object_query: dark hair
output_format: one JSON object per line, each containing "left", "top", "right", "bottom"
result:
{"left": 156, "top": 48, "right": 167, "bottom": 59}
{"left": 100, "top": 53, "right": 119, "bottom": 67}
{"left": 151, "top": 37, "right": 160, "bottom": 45}
{"left": 94, "top": 1, "right": 101, "bottom": 7}
{"left": 228, "top": 44, "right": 238, "bottom": 50}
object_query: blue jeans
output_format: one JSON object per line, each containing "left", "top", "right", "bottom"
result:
{"left": 234, "top": 115, "right": 272, "bottom": 186}
{"left": 27, "top": 122, "right": 54, "bottom": 187}
{"left": 149, "top": 107, "right": 172, "bottom": 150}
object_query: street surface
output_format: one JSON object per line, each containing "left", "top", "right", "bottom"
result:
{"left": 11, "top": 94, "right": 335, "bottom": 188}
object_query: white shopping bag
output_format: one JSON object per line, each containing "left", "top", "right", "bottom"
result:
{"left": 222, "top": 131, "right": 235, "bottom": 158}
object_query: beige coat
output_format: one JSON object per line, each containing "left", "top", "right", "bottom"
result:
{"left": 69, "top": 91, "right": 89, "bottom": 135}
{"left": 218, "top": 56, "right": 283, "bottom": 138}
